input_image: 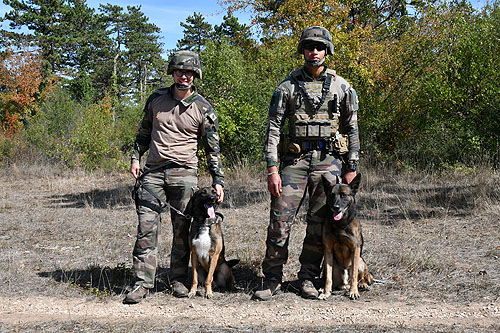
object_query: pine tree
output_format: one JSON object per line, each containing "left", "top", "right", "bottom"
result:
{"left": 176, "top": 12, "right": 213, "bottom": 52}
{"left": 214, "top": 12, "right": 253, "bottom": 50}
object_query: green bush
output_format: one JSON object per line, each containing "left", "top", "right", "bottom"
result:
{"left": 0, "top": 134, "right": 16, "bottom": 166}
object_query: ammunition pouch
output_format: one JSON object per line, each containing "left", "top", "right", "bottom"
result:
{"left": 278, "top": 134, "right": 349, "bottom": 155}
{"left": 291, "top": 119, "right": 334, "bottom": 138}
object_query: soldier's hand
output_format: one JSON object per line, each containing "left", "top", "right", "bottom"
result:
{"left": 130, "top": 161, "right": 140, "bottom": 179}
{"left": 267, "top": 167, "right": 282, "bottom": 197}
{"left": 215, "top": 184, "right": 224, "bottom": 203}
{"left": 343, "top": 170, "right": 356, "bottom": 184}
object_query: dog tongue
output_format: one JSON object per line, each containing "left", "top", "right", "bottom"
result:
{"left": 334, "top": 211, "right": 343, "bottom": 221}
{"left": 207, "top": 205, "right": 215, "bottom": 219}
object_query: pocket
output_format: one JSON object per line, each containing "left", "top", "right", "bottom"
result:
{"left": 293, "top": 120, "right": 308, "bottom": 137}
{"left": 308, "top": 122, "right": 320, "bottom": 137}
{"left": 319, "top": 122, "right": 332, "bottom": 137}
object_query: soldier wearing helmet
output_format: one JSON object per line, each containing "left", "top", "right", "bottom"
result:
{"left": 124, "top": 50, "right": 224, "bottom": 304}
{"left": 254, "top": 26, "right": 360, "bottom": 301}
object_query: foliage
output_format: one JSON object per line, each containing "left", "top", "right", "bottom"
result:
{"left": 176, "top": 12, "right": 213, "bottom": 52}
{"left": 200, "top": 39, "right": 271, "bottom": 162}
{"left": 2, "top": 0, "right": 499, "bottom": 171}
{"left": 361, "top": 1, "right": 500, "bottom": 168}
{"left": 0, "top": 46, "right": 43, "bottom": 136}
{"left": 24, "top": 88, "right": 122, "bottom": 170}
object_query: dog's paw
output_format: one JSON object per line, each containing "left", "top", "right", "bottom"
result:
{"left": 205, "top": 290, "right": 213, "bottom": 299}
{"left": 348, "top": 288, "right": 360, "bottom": 300}
{"left": 341, "top": 284, "right": 350, "bottom": 291}
{"left": 318, "top": 292, "right": 331, "bottom": 300}
{"left": 188, "top": 289, "right": 197, "bottom": 298}
{"left": 358, "top": 282, "right": 370, "bottom": 290}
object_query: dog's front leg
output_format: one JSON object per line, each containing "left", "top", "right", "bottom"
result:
{"left": 205, "top": 251, "right": 220, "bottom": 298}
{"left": 189, "top": 248, "right": 199, "bottom": 298}
{"left": 348, "top": 244, "right": 361, "bottom": 299}
{"left": 319, "top": 247, "right": 333, "bottom": 300}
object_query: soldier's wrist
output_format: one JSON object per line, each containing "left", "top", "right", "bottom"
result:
{"left": 347, "top": 160, "right": 358, "bottom": 171}
{"left": 266, "top": 160, "right": 278, "bottom": 168}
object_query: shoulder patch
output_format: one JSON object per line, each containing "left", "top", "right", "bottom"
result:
{"left": 207, "top": 111, "right": 217, "bottom": 123}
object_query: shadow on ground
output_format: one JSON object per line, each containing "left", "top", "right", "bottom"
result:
{"left": 47, "top": 185, "right": 135, "bottom": 209}
{"left": 37, "top": 263, "right": 262, "bottom": 297}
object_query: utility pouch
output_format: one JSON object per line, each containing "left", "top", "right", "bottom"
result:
{"left": 334, "top": 134, "right": 349, "bottom": 154}
{"left": 293, "top": 120, "right": 308, "bottom": 137}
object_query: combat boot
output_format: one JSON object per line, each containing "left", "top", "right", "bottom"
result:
{"left": 171, "top": 281, "right": 189, "bottom": 298}
{"left": 123, "top": 285, "right": 149, "bottom": 304}
{"left": 300, "top": 279, "right": 319, "bottom": 299}
{"left": 252, "top": 280, "right": 281, "bottom": 301}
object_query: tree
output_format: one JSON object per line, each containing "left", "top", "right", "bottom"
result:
{"left": 0, "top": 47, "right": 43, "bottom": 136}
{"left": 2, "top": 0, "right": 67, "bottom": 75}
{"left": 122, "top": 5, "right": 164, "bottom": 102}
{"left": 176, "top": 12, "right": 213, "bottom": 52}
{"left": 213, "top": 11, "right": 253, "bottom": 50}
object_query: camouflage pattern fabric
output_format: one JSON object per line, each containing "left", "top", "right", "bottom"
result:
{"left": 133, "top": 167, "right": 198, "bottom": 288}
{"left": 261, "top": 65, "right": 360, "bottom": 283}
{"left": 262, "top": 151, "right": 342, "bottom": 282}
{"left": 263, "top": 66, "right": 360, "bottom": 168}
{"left": 131, "top": 85, "right": 224, "bottom": 187}
{"left": 167, "top": 50, "right": 202, "bottom": 79}
{"left": 297, "top": 26, "right": 334, "bottom": 55}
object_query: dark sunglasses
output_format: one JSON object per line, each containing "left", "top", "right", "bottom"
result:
{"left": 174, "top": 70, "right": 194, "bottom": 78}
{"left": 303, "top": 43, "right": 327, "bottom": 52}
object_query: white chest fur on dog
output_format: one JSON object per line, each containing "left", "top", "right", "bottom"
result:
{"left": 192, "top": 226, "right": 211, "bottom": 261}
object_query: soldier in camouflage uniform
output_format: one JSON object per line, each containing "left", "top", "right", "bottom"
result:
{"left": 123, "top": 50, "right": 224, "bottom": 304}
{"left": 253, "top": 26, "right": 360, "bottom": 301}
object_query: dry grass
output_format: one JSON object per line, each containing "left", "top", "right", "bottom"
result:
{"left": 1, "top": 163, "right": 499, "bottom": 331}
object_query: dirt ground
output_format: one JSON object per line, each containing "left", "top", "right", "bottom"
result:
{"left": 1, "top": 165, "right": 499, "bottom": 332}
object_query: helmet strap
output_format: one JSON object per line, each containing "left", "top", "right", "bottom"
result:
{"left": 175, "top": 82, "right": 193, "bottom": 91}
{"left": 305, "top": 55, "right": 326, "bottom": 67}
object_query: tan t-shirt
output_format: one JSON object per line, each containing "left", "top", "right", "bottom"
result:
{"left": 145, "top": 92, "right": 206, "bottom": 168}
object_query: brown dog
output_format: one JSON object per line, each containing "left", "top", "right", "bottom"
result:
{"left": 187, "top": 187, "right": 238, "bottom": 298}
{"left": 319, "top": 173, "right": 373, "bottom": 300}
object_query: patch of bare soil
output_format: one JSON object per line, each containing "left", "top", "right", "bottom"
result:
{"left": 1, "top": 166, "right": 499, "bottom": 332}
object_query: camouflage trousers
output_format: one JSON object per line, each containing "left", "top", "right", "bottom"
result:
{"left": 262, "top": 150, "right": 342, "bottom": 282}
{"left": 132, "top": 165, "right": 197, "bottom": 289}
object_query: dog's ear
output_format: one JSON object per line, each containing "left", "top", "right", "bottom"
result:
{"left": 349, "top": 173, "right": 361, "bottom": 193}
{"left": 321, "top": 172, "right": 337, "bottom": 193}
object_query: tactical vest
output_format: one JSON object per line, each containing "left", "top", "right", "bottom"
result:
{"left": 289, "top": 69, "right": 339, "bottom": 140}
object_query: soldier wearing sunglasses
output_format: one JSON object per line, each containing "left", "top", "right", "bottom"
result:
{"left": 255, "top": 26, "right": 360, "bottom": 301}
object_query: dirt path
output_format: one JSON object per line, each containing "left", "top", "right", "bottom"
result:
{"left": 1, "top": 295, "right": 499, "bottom": 331}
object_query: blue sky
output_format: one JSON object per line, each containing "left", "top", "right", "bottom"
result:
{"left": 84, "top": 0, "right": 253, "bottom": 50}
{"left": 1, "top": 0, "right": 488, "bottom": 51}
{"left": 0, "top": 0, "right": 252, "bottom": 50}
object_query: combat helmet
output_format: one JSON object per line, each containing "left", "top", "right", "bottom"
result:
{"left": 297, "top": 26, "right": 334, "bottom": 55}
{"left": 167, "top": 50, "right": 202, "bottom": 79}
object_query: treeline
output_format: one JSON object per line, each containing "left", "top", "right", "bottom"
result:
{"left": 1, "top": 0, "right": 499, "bottom": 171}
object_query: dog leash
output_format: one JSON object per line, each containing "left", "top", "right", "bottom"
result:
{"left": 133, "top": 162, "right": 191, "bottom": 219}
{"left": 140, "top": 182, "right": 192, "bottom": 219}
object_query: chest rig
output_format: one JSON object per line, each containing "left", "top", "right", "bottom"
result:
{"left": 289, "top": 69, "right": 340, "bottom": 141}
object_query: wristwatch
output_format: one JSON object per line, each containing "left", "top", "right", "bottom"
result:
{"left": 347, "top": 160, "right": 358, "bottom": 171}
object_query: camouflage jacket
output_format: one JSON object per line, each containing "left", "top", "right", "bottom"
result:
{"left": 263, "top": 66, "right": 360, "bottom": 167}
{"left": 131, "top": 85, "right": 224, "bottom": 186}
